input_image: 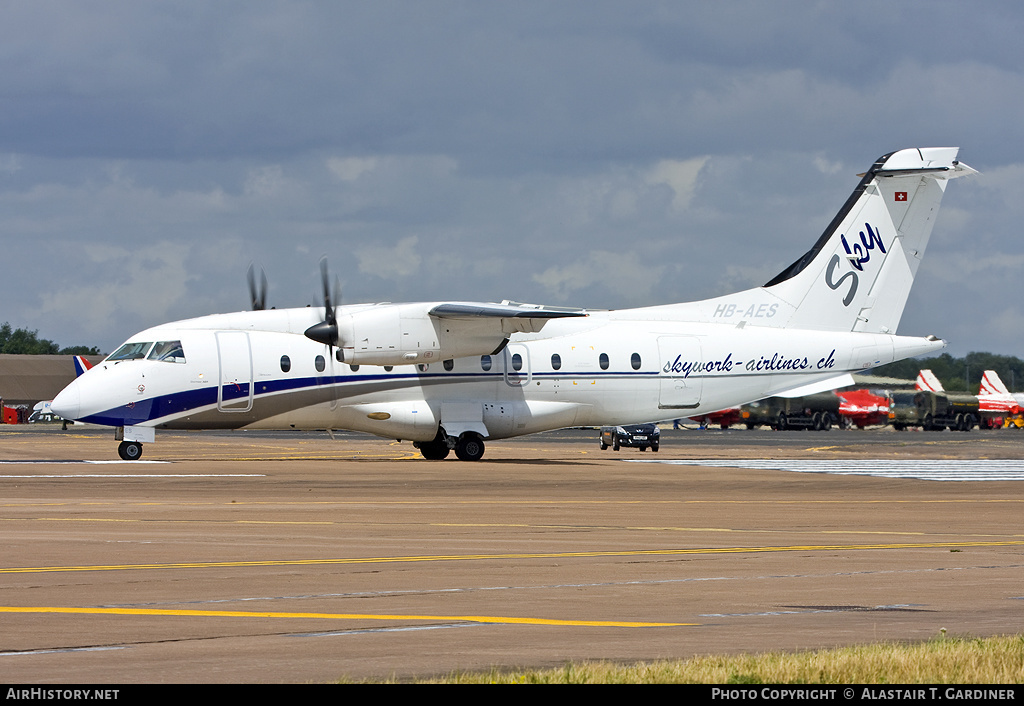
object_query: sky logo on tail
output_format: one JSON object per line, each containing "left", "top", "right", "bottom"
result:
{"left": 825, "top": 222, "right": 885, "bottom": 306}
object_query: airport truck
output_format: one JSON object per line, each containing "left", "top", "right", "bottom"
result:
{"left": 740, "top": 393, "right": 840, "bottom": 431}
{"left": 889, "top": 390, "right": 978, "bottom": 431}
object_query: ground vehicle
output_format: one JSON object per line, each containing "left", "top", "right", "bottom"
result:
{"left": 889, "top": 390, "right": 978, "bottom": 431}
{"left": 740, "top": 393, "right": 840, "bottom": 431}
{"left": 600, "top": 423, "right": 660, "bottom": 451}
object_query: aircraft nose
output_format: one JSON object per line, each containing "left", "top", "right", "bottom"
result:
{"left": 51, "top": 380, "right": 81, "bottom": 421}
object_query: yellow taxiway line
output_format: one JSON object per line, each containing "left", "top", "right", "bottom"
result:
{"left": 0, "top": 605, "right": 691, "bottom": 628}
{"left": 3, "top": 540, "right": 1023, "bottom": 575}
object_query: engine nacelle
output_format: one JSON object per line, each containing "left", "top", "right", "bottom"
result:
{"left": 337, "top": 303, "right": 510, "bottom": 366}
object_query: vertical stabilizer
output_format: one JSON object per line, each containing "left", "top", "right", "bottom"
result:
{"left": 980, "top": 370, "right": 1011, "bottom": 396}
{"left": 978, "top": 370, "right": 1020, "bottom": 415}
{"left": 73, "top": 355, "right": 94, "bottom": 377}
{"left": 915, "top": 369, "right": 944, "bottom": 392}
{"left": 764, "top": 148, "right": 976, "bottom": 333}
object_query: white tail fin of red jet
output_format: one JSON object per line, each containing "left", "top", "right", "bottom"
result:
{"left": 980, "top": 370, "right": 1011, "bottom": 396}
{"left": 978, "top": 370, "right": 1019, "bottom": 414}
{"left": 915, "top": 369, "right": 944, "bottom": 392}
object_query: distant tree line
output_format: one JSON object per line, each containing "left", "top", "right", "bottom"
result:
{"left": 0, "top": 322, "right": 100, "bottom": 356}
{"left": 870, "top": 352, "right": 1024, "bottom": 393}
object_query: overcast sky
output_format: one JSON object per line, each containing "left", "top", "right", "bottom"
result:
{"left": 2, "top": 1, "right": 1023, "bottom": 357}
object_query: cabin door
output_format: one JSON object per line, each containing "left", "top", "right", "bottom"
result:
{"left": 216, "top": 331, "right": 253, "bottom": 412}
{"left": 657, "top": 336, "right": 703, "bottom": 409}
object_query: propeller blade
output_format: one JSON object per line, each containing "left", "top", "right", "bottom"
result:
{"left": 304, "top": 256, "right": 340, "bottom": 347}
{"left": 247, "top": 264, "right": 268, "bottom": 311}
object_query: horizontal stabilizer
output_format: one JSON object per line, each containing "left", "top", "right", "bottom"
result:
{"left": 775, "top": 373, "right": 855, "bottom": 398}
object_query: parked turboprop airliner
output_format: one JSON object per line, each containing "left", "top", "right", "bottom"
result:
{"left": 51, "top": 148, "right": 975, "bottom": 461}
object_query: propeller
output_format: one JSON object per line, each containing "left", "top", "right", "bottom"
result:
{"left": 304, "top": 256, "right": 342, "bottom": 349}
{"left": 247, "top": 264, "right": 268, "bottom": 311}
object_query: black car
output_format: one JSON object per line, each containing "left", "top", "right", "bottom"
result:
{"left": 599, "top": 423, "right": 660, "bottom": 451}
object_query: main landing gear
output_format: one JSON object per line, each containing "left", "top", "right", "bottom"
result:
{"left": 413, "top": 429, "right": 486, "bottom": 461}
{"left": 118, "top": 440, "right": 143, "bottom": 460}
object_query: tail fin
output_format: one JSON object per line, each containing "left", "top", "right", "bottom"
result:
{"left": 915, "top": 369, "right": 944, "bottom": 392}
{"left": 978, "top": 370, "right": 1019, "bottom": 414}
{"left": 764, "top": 148, "right": 976, "bottom": 333}
{"left": 72, "top": 355, "right": 94, "bottom": 377}
{"left": 980, "top": 370, "right": 1011, "bottom": 396}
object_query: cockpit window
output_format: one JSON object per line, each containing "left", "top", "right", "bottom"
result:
{"left": 148, "top": 340, "right": 186, "bottom": 363}
{"left": 107, "top": 341, "right": 154, "bottom": 361}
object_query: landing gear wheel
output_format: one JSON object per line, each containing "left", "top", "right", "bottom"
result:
{"left": 820, "top": 414, "right": 832, "bottom": 431}
{"left": 776, "top": 413, "right": 788, "bottom": 431}
{"left": 118, "top": 441, "right": 143, "bottom": 461}
{"left": 454, "top": 434, "right": 485, "bottom": 462}
{"left": 417, "top": 440, "right": 450, "bottom": 460}
{"left": 415, "top": 431, "right": 450, "bottom": 460}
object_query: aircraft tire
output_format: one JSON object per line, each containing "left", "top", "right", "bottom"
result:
{"left": 454, "top": 434, "right": 485, "bottom": 462}
{"left": 821, "top": 414, "right": 832, "bottom": 431}
{"left": 417, "top": 441, "right": 450, "bottom": 460}
{"left": 776, "top": 413, "right": 787, "bottom": 431}
{"left": 118, "top": 441, "right": 143, "bottom": 461}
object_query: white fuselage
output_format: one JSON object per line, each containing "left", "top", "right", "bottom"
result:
{"left": 55, "top": 303, "right": 943, "bottom": 443}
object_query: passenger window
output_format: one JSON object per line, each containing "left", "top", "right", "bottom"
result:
{"left": 481, "top": 355, "right": 492, "bottom": 371}
{"left": 512, "top": 353, "right": 523, "bottom": 371}
{"left": 599, "top": 353, "right": 609, "bottom": 370}
{"left": 148, "top": 340, "right": 185, "bottom": 363}
{"left": 551, "top": 353, "right": 561, "bottom": 371}
{"left": 349, "top": 364, "right": 360, "bottom": 372}
{"left": 631, "top": 352, "right": 641, "bottom": 370}
{"left": 280, "top": 355, "right": 291, "bottom": 373}
{"left": 418, "top": 363, "right": 429, "bottom": 372}
{"left": 315, "top": 355, "right": 326, "bottom": 373}
{"left": 443, "top": 359, "right": 454, "bottom": 372}
{"left": 384, "top": 365, "right": 394, "bottom": 372}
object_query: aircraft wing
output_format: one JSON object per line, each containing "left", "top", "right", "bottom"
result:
{"left": 429, "top": 301, "right": 587, "bottom": 334}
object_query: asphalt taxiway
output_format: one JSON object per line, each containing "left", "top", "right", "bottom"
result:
{"left": 1, "top": 425, "right": 1023, "bottom": 683}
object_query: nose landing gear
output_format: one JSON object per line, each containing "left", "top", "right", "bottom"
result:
{"left": 118, "top": 441, "right": 143, "bottom": 461}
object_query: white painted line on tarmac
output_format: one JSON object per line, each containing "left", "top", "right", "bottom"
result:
{"left": 0, "top": 473, "right": 264, "bottom": 478}
{"left": 630, "top": 458, "right": 1024, "bottom": 481}
{"left": 0, "top": 460, "right": 170, "bottom": 464}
